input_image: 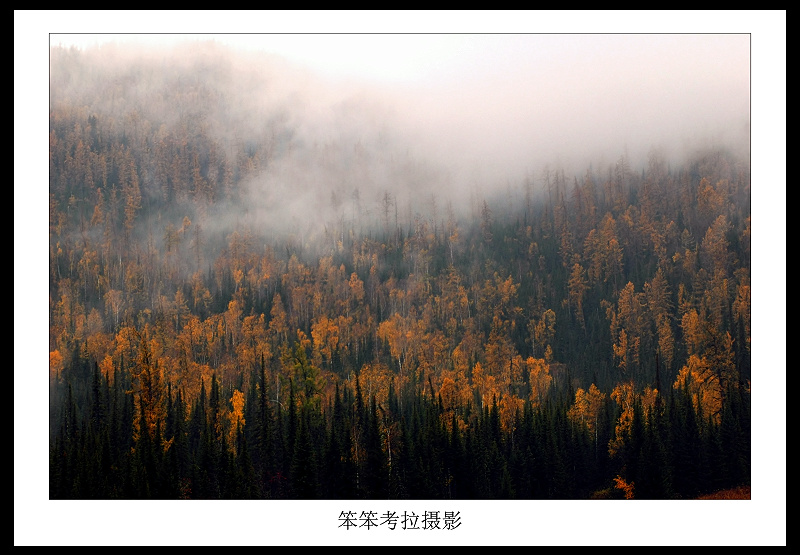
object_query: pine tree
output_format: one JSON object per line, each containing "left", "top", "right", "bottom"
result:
{"left": 289, "top": 407, "right": 320, "bottom": 498}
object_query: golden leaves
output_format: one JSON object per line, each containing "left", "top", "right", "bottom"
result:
{"left": 674, "top": 354, "right": 722, "bottom": 423}
{"left": 613, "top": 475, "right": 635, "bottom": 499}
{"left": 568, "top": 384, "right": 606, "bottom": 433}
{"left": 228, "top": 389, "right": 246, "bottom": 452}
{"left": 49, "top": 350, "right": 64, "bottom": 382}
{"left": 527, "top": 357, "right": 552, "bottom": 407}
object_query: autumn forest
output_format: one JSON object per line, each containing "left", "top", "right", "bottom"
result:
{"left": 48, "top": 42, "right": 751, "bottom": 500}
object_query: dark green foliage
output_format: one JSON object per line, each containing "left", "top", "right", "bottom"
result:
{"left": 50, "top": 351, "right": 749, "bottom": 499}
{"left": 289, "top": 408, "right": 320, "bottom": 499}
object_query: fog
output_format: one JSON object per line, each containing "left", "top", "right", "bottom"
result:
{"left": 380, "top": 34, "right": 750, "bottom": 180}
{"left": 44, "top": 32, "right": 753, "bottom": 261}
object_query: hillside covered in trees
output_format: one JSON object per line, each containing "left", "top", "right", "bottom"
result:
{"left": 48, "top": 41, "right": 751, "bottom": 500}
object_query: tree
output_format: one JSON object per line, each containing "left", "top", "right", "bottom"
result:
{"left": 290, "top": 407, "right": 320, "bottom": 499}
{"left": 228, "top": 389, "right": 245, "bottom": 455}
{"left": 568, "top": 383, "right": 606, "bottom": 437}
{"left": 285, "top": 334, "right": 325, "bottom": 412}
{"left": 311, "top": 315, "right": 339, "bottom": 371}
{"left": 608, "top": 381, "right": 635, "bottom": 459}
{"left": 529, "top": 309, "right": 556, "bottom": 361}
{"left": 527, "top": 357, "right": 552, "bottom": 408}
{"left": 567, "top": 263, "right": 588, "bottom": 329}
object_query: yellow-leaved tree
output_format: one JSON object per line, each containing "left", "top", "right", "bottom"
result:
{"left": 608, "top": 381, "right": 635, "bottom": 458}
{"left": 673, "top": 354, "right": 721, "bottom": 424}
{"left": 527, "top": 357, "right": 552, "bottom": 407}
{"left": 228, "top": 389, "right": 245, "bottom": 455}
{"left": 567, "top": 383, "right": 606, "bottom": 435}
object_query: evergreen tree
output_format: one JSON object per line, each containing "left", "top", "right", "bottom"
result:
{"left": 290, "top": 407, "right": 320, "bottom": 498}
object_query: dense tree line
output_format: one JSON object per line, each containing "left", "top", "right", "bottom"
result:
{"left": 49, "top": 44, "right": 750, "bottom": 499}
{"left": 49, "top": 346, "right": 750, "bottom": 499}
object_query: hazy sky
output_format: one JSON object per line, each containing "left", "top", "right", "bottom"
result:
{"left": 46, "top": 31, "right": 753, "bottom": 184}
{"left": 19, "top": 10, "right": 786, "bottom": 547}
{"left": 42, "top": 30, "right": 757, "bottom": 255}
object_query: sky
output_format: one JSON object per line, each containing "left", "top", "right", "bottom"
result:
{"left": 18, "top": 10, "right": 785, "bottom": 546}
{"left": 42, "top": 29, "right": 756, "bottom": 239}
{"left": 45, "top": 30, "right": 752, "bottom": 185}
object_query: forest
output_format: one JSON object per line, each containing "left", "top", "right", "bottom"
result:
{"left": 48, "top": 42, "right": 751, "bottom": 500}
